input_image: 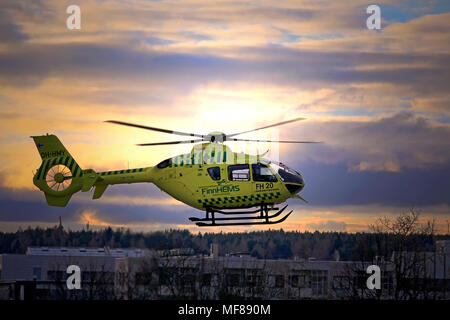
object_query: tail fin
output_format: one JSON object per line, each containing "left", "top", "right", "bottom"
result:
{"left": 32, "top": 134, "right": 87, "bottom": 207}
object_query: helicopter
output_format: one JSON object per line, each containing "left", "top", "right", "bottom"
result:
{"left": 31, "top": 117, "right": 320, "bottom": 227}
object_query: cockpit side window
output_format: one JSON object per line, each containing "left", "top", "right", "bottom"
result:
{"left": 252, "top": 163, "right": 277, "bottom": 182}
{"left": 228, "top": 164, "right": 250, "bottom": 181}
{"left": 207, "top": 166, "right": 221, "bottom": 181}
{"left": 270, "top": 162, "right": 304, "bottom": 184}
{"left": 277, "top": 168, "right": 303, "bottom": 184}
{"left": 157, "top": 158, "right": 172, "bottom": 169}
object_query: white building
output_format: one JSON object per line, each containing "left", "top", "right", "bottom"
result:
{"left": 1, "top": 241, "right": 448, "bottom": 300}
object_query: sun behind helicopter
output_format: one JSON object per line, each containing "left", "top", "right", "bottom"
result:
{"left": 31, "top": 118, "right": 320, "bottom": 227}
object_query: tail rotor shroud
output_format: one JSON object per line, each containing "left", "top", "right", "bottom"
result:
{"left": 45, "top": 164, "right": 73, "bottom": 192}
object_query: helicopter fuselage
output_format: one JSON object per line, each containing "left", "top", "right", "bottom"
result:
{"left": 94, "top": 142, "right": 305, "bottom": 211}
{"left": 32, "top": 129, "right": 310, "bottom": 226}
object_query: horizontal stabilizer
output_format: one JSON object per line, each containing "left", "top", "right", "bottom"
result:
{"left": 93, "top": 183, "right": 108, "bottom": 199}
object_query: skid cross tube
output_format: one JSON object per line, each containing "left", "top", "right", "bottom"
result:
{"left": 189, "top": 204, "right": 292, "bottom": 227}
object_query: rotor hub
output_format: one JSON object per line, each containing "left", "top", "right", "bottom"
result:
{"left": 206, "top": 131, "right": 226, "bottom": 143}
{"left": 54, "top": 172, "right": 64, "bottom": 183}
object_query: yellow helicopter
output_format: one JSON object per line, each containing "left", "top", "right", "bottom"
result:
{"left": 31, "top": 118, "right": 319, "bottom": 227}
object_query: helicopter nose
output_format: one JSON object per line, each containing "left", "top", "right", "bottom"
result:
{"left": 285, "top": 181, "right": 304, "bottom": 194}
{"left": 286, "top": 172, "right": 305, "bottom": 194}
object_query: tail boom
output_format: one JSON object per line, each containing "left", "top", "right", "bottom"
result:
{"left": 32, "top": 134, "right": 153, "bottom": 207}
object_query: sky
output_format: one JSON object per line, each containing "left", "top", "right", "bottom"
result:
{"left": 0, "top": 0, "right": 449, "bottom": 233}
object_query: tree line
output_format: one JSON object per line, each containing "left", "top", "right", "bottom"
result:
{"left": 1, "top": 224, "right": 448, "bottom": 261}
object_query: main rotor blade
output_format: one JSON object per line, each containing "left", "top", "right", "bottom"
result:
{"left": 105, "top": 120, "right": 205, "bottom": 139}
{"left": 136, "top": 139, "right": 205, "bottom": 146}
{"left": 227, "top": 117, "right": 306, "bottom": 138}
{"left": 230, "top": 138, "right": 322, "bottom": 143}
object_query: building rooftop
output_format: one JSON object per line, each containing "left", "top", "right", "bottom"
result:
{"left": 26, "top": 247, "right": 150, "bottom": 258}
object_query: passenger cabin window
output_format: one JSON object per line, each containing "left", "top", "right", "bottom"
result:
{"left": 228, "top": 164, "right": 250, "bottom": 181}
{"left": 207, "top": 167, "right": 221, "bottom": 180}
{"left": 252, "top": 163, "right": 277, "bottom": 182}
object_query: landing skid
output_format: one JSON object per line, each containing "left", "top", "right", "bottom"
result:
{"left": 189, "top": 204, "right": 293, "bottom": 227}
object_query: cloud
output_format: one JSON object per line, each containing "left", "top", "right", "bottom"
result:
{"left": 79, "top": 209, "right": 127, "bottom": 228}
{"left": 0, "top": 184, "right": 199, "bottom": 225}
{"left": 0, "top": 15, "right": 28, "bottom": 43}
{"left": 348, "top": 160, "right": 401, "bottom": 173}
{"left": 283, "top": 112, "right": 450, "bottom": 172}
{"left": 305, "top": 220, "right": 347, "bottom": 232}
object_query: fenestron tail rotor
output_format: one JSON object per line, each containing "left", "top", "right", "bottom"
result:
{"left": 45, "top": 165, "right": 73, "bottom": 191}
{"left": 105, "top": 117, "right": 322, "bottom": 145}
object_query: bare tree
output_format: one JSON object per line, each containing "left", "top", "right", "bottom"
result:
{"left": 368, "top": 208, "right": 437, "bottom": 300}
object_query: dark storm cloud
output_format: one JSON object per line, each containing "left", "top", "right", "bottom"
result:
{"left": 0, "top": 185, "right": 198, "bottom": 225}
{"left": 0, "top": 1, "right": 30, "bottom": 43}
{"left": 0, "top": 173, "right": 197, "bottom": 226}
{"left": 0, "top": 18, "right": 28, "bottom": 43}
{"left": 283, "top": 112, "right": 450, "bottom": 169}
{"left": 89, "top": 203, "right": 197, "bottom": 225}
{"left": 1, "top": 41, "right": 449, "bottom": 99}
{"left": 278, "top": 112, "right": 450, "bottom": 207}
{"left": 0, "top": 43, "right": 242, "bottom": 89}
{"left": 297, "top": 161, "right": 450, "bottom": 207}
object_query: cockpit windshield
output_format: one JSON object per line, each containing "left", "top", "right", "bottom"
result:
{"left": 261, "top": 159, "right": 304, "bottom": 184}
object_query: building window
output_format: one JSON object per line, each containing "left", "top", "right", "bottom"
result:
{"left": 135, "top": 272, "right": 152, "bottom": 285}
{"left": 207, "top": 167, "right": 221, "bottom": 180}
{"left": 47, "top": 270, "right": 64, "bottom": 281}
{"left": 333, "top": 276, "right": 350, "bottom": 289}
{"left": 246, "top": 274, "right": 262, "bottom": 287}
{"left": 32, "top": 267, "right": 41, "bottom": 280}
{"left": 201, "top": 274, "right": 212, "bottom": 286}
{"left": 226, "top": 274, "right": 241, "bottom": 287}
{"left": 275, "top": 275, "right": 284, "bottom": 288}
{"left": 182, "top": 274, "right": 196, "bottom": 289}
{"left": 228, "top": 164, "right": 250, "bottom": 181}
{"left": 290, "top": 275, "right": 299, "bottom": 287}
{"left": 311, "top": 270, "right": 328, "bottom": 296}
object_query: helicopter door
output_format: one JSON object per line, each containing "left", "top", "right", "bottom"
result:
{"left": 251, "top": 163, "right": 279, "bottom": 197}
{"left": 227, "top": 164, "right": 252, "bottom": 205}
